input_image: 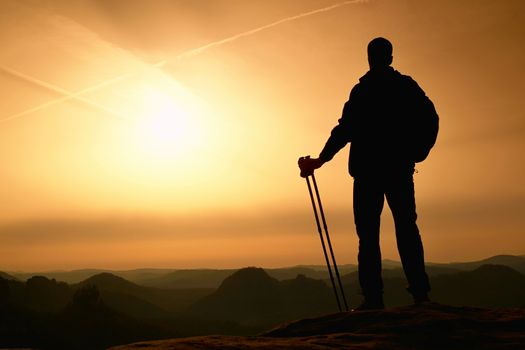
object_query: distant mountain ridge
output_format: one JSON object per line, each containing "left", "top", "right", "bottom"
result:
{"left": 10, "top": 268, "right": 177, "bottom": 284}
{"left": 2, "top": 262, "right": 525, "bottom": 349}
{"left": 5, "top": 254, "right": 524, "bottom": 288}
{"left": 187, "top": 267, "right": 333, "bottom": 328}
{"left": 441, "top": 254, "right": 525, "bottom": 273}
{"left": 81, "top": 272, "right": 143, "bottom": 291}
{"left": 0, "top": 271, "right": 17, "bottom": 281}
{"left": 76, "top": 272, "right": 214, "bottom": 316}
{"left": 77, "top": 273, "right": 168, "bottom": 318}
{"left": 429, "top": 264, "right": 525, "bottom": 308}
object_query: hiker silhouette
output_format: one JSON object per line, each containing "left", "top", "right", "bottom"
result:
{"left": 299, "top": 37, "right": 438, "bottom": 310}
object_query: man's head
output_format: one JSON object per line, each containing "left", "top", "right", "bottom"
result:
{"left": 367, "top": 37, "right": 393, "bottom": 70}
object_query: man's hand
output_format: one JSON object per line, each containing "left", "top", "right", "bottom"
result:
{"left": 298, "top": 156, "right": 325, "bottom": 178}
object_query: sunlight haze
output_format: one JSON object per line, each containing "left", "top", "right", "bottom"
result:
{"left": 0, "top": 0, "right": 524, "bottom": 271}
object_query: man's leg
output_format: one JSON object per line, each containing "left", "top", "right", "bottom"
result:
{"left": 385, "top": 174, "right": 430, "bottom": 301}
{"left": 353, "top": 176, "right": 385, "bottom": 307}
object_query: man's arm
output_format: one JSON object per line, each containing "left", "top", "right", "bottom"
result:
{"left": 298, "top": 86, "right": 359, "bottom": 177}
{"left": 319, "top": 88, "right": 358, "bottom": 162}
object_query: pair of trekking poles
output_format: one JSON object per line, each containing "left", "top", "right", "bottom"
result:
{"left": 299, "top": 159, "right": 349, "bottom": 312}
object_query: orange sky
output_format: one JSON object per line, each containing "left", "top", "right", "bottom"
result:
{"left": 0, "top": 0, "right": 524, "bottom": 271}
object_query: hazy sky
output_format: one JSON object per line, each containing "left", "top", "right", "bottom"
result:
{"left": 1, "top": 0, "right": 524, "bottom": 271}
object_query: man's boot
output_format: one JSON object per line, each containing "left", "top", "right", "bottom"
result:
{"left": 409, "top": 287, "right": 431, "bottom": 305}
{"left": 352, "top": 294, "right": 385, "bottom": 311}
{"left": 413, "top": 292, "right": 431, "bottom": 305}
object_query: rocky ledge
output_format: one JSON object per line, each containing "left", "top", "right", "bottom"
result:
{"left": 110, "top": 303, "right": 525, "bottom": 349}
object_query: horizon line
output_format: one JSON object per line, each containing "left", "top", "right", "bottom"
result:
{"left": 4, "top": 253, "right": 524, "bottom": 274}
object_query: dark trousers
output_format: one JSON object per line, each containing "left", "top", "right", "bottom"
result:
{"left": 353, "top": 173, "right": 430, "bottom": 298}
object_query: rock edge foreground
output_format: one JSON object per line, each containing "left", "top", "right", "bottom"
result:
{"left": 110, "top": 303, "right": 525, "bottom": 349}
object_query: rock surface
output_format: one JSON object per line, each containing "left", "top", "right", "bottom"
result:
{"left": 110, "top": 303, "right": 525, "bottom": 349}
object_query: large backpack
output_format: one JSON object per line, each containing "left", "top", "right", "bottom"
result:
{"left": 403, "top": 77, "right": 439, "bottom": 163}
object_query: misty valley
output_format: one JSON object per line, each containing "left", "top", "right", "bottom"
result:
{"left": 1, "top": 254, "right": 525, "bottom": 349}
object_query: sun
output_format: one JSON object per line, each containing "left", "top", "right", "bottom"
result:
{"left": 131, "top": 84, "right": 204, "bottom": 159}
{"left": 103, "top": 72, "right": 216, "bottom": 187}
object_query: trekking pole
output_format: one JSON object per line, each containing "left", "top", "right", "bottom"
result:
{"left": 311, "top": 174, "right": 349, "bottom": 312}
{"left": 305, "top": 175, "right": 343, "bottom": 312}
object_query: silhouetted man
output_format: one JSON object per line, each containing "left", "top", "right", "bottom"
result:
{"left": 299, "top": 37, "right": 438, "bottom": 310}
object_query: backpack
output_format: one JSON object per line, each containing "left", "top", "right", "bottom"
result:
{"left": 404, "top": 77, "right": 439, "bottom": 163}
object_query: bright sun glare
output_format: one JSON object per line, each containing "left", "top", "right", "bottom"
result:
{"left": 129, "top": 82, "right": 206, "bottom": 160}
{"left": 135, "top": 87, "right": 200, "bottom": 156}
{"left": 98, "top": 69, "right": 220, "bottom": 188}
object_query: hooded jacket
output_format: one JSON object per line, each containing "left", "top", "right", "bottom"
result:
{"left": 319, "top": 67, "right": 438, "bottom": 178}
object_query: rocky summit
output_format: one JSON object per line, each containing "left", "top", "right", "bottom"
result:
{"left": 110, "top": 303, "right": 525, "bottom": 349}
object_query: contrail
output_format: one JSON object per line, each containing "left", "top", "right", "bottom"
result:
{"left": 0, "top": 0, "right": 365, "bottom": 123}
{"left": 176, "top": 0, "right": 366, "bottom": 60}
{"left": 0, "top": 65, "right": 129, "bottom": 122}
